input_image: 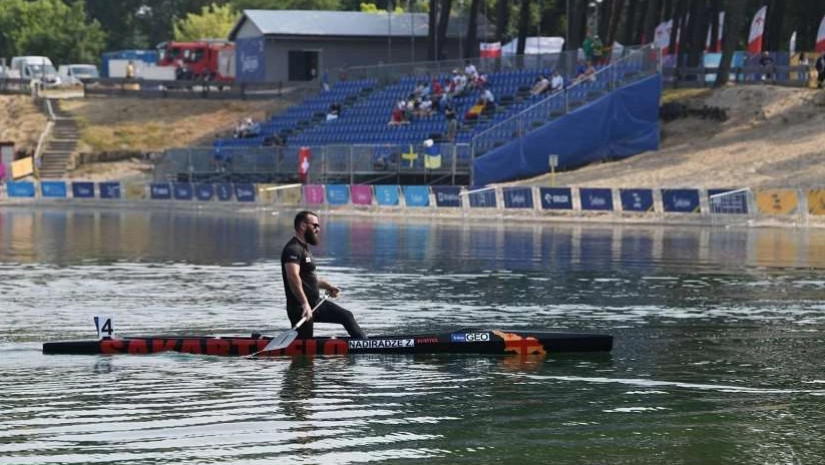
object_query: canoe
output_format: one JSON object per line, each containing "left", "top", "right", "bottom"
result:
{"left": 42, "top": 328, "right": 612, "bottom": 357}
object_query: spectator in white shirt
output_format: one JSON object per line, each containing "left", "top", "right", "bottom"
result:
{"left": 550, "top": 72, "right": 564, "bottom": 92}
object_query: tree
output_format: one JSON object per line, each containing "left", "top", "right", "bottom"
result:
{"left": 435, "top": 0, "right": 453, "bottom": 59}
{"left": 715, "top": 0, "right": 747, "bottom": 87}
{"left": 465, "top": 0, "right": 481, "bottom": 58}
{"left": 515, "top": 0, "right": 530, "bottom": 55}
{"left": 174, "top": 3, "right": 239, "bottom": 40}
{"left": 0, "top": 0, "right": 106, "bottom": 64}
{"left": 231, "top": 0, "right": 342, "bottom": 10}
{"left": 427, "top": 0, "right": 437, "bottom": 59}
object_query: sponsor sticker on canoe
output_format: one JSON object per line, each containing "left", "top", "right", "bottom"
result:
{"left": 450, "top": 332, "right": 491, "bottom": 343}
{"left": 348, "top": 338, "right": 414, "bottom": 349}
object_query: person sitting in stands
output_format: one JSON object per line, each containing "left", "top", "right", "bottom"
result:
{"left": 389, "top": 106, "right": 409, "bottom": 126}
{"left": 431, "top": 78, "right": 443, "bottom": 99}
{"left": 530, "top": 75, "right": 550, "bottom": 96}
{"left": 445, "top": 104, "right": 458, "bottom": 141}
{"left": 465, "top": 99, "right": 486, "bottom": 120}
{"left": 550, "top": 71, "right": 564, "bottom": 92}
{"left": 464, "top": 61, "right": 478, "bottom": 80}
{"left": 326, "top": 103, "right": 340, "bottom": 121}
{"left": 480, "top": 88, "right": 495, "bottom": 108}
{"left": 416, "top": 96, "right": 433, "bottom": 117}
{"left": 576, "top": 61, "right": 597, "bottom": 82}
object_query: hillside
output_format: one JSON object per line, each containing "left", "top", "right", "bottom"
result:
{"left": 520, "top": 85, "right": 825, "bottom": 189}
{"left": 0, "top": 96, "right": 49, "bottom": 155}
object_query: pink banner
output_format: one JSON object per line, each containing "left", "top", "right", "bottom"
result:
{"left": 351, "top": 185, "right": 373, "bottom": 205}
{"left": 303, "top": 184, "right": 325, "bottom": 204}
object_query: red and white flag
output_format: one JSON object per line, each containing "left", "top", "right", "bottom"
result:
{"left": 479, "top": 42, "right": 502, "bottom": 58}
{"left": 747, "top": 5, "right": 767, "bottom": 54}
{"left": 816, "top": 15, "right": 825, "bottom": 53}
{"left": 298, "top": 146, "right": 310, "bottom": 183}
{"left": 706, "top": 11, "right": 725, "bottom": 52}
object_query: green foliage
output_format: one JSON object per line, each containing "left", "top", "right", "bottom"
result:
{"left": 230, "top": 0, "right": 342, "bottom": 11}
{"left": 0, "top": 0, "right": 106, "bottom": 64}
{"left": 174, "top": 3, "right": 239, "bottom": 40}
{"left": 360, "top": 2, "right": 404, "bottom": 13}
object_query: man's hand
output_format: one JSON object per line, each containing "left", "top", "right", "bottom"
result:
{"left": 301, "top": 301, "right": 313, "bottom": 322}
{"left": 326, "top": 285, "right": 340, "bottom": 298}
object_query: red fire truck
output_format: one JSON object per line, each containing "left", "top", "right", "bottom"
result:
{"left": 156, "top": 40, "right": 235, "bottom": 82}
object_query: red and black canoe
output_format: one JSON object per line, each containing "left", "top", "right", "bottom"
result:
{"left": 42, "top": 329, "right": 612, "bottom": 357}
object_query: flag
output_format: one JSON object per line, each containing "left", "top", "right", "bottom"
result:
{"left": 706, "top": 11, "right": 725, "bottom": 52}
{"left": 654, "top": 20, "right": 673, "bottom": 53}
{"left": 790, "top": 31, "right": 797, "bottom": 55}
{"left": 480, "top": 42, "right": 502, "bottom": 58}
{"left": 298, "top": 146, "right": 310, "bottom": 183}
{"left": 423, "top": 139, "right": 441, "bottom": 169}
{"left": 816, "top": 15, "right": 825, "bottom": 53}
{"left": 747, "top": 5, "right": 767, "bottom": 54}
{"left": 402, "top": 144, "right": 418, "bottom": 167}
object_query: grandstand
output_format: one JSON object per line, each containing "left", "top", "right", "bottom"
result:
{"left": 176, "top": 46, "right": 659, "bottom": 186}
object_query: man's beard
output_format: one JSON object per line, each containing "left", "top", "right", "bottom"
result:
{"left": 305, "top": 228, "right": 319, "bottom": 245}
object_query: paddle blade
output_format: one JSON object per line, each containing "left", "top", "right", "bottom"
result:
{"left": 259, "top": 330, "right": 298, "bottom": 353}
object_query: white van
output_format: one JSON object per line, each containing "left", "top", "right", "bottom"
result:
{"left": 9, "top": 56, "right": 61, "bottom": 87}
{"left": 57, "top": 64, "right": 99, "bottom": 86}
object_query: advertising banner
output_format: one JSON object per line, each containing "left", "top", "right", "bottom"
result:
{"left": 404, "top": 186, "right": 430, "bottom": 207}
{"left": 539, "top": 187, "right": 573, "bottom": 210}
{"left": 755, "top": 189, "right": 798, "bottom": 215}
{"left": 216, "top": 184, "right": 233, "bottom": 201}
{"left": 807, "top": 189, "right": 825, "bottom": 215}
{"left": 6, "top": 181, "right": 35, "bottom": 198}
{"left": 468, "top": 188, "right": 496, "bottom": 208}
{"left": 235, "top": 37, "right": 265, "bottom": 83}
{"left": 41, "top": 181, "right": 67, "bottom": 198}
{"left": 708, "top": 188, "right": 749, "bottom": 214}
{"left": 580, "top": 188, "right": 614, "bottom": 211}
{"left": 195, "top": 184, "right": 214, "bottom": 201}
{"left": 503, "top": 187, "right": 533, "bottom": 209}
{"left": 99, "top": 182, "right": 121, "bottom": 199}
{"left": 303, "top": 185, "right": 325, "bottom": 204}
{"left": 326, "top": 185, "right": 350, "bottom": 205}
{"left": 150, "top": 183, "right": 171, "bottom": 200}
{"left": 620, "top": 188, "right": 654, "bottom": 212}
{"left": 173, "top": 183, "right": 193, "bottom": 200}
{"left": 661, "top": 189, "right": 700, "bottom": 213}
{"left": 375, "top": 185, "right": 399, "bottom": 206}
{"left": 234, "top": 183, "right": 256, "bottom": 202}
{"left": 72, "top": 182, "right": 95, "bottom": 199}
{"left": 351, "top": 185, "right": 373, "bottom": 205}
{"left": 432, "top": 186, "right": 461, "bottom": 207}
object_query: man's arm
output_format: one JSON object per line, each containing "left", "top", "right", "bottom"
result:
{"left": 317, "top": 279, "right": 340, "bottom": 298}
{"left": 285, "top": 262, "right": 313, "bottom": 321}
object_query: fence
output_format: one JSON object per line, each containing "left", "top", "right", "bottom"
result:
{"left": 153, "top": 143, "right": 472, "bottom": 185}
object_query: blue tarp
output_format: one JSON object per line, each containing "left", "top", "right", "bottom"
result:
{"left": 326, "top": 185, "right": 350, "bottom": 205}
{"left": 404, "top": 186, "right": 430, "bottom": 207}
{"left": 72, "top": 182, "right": 95, "bottom": 199}
{"left": 41, "top": 181, "right": 67, "bottom": 198}
{"left": 432, "top": 186, "right": 461, "bottom": 207}
{"left": 473, "top": 74, "right": 661, "bottom": 187}
{"left": 503, "top": 187, "right": 534, "bottom": 209}
{"left": 539, "top": 187, "right": 573, "bottom": 210}
{"left": 620, "top": 188, "right": 654, "bottom": 212}
{"left": 580, "top": 188, "right": 614, "bottom": 211}
{"left": 99, "top": 182, "right": 121, "bottom": 199}
{"left": 375, "top": 185, "right": 399, "bottom": 206}
{"left": 662, "top": 189, "right": 700, "bottom": 213}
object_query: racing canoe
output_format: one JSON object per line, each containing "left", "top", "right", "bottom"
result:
{"left": 42, "top": 328, "right": 613, "bottom": 357}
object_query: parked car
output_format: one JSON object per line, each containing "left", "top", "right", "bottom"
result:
{"left": 57, "top": 64, "right": 100, "bottom": 86}
{"left": 9, "top": 56, "right": 61, "bottom": 87}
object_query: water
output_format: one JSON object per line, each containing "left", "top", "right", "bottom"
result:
{"left": 2, "top": 205, "right": 824, "bottom": 464}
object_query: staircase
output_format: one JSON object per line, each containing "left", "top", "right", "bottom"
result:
{"left": 39, "top": 99, "right": 79, "bottom": 179}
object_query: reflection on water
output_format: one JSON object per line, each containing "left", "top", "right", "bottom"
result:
{"left": 2, "top": 205, "right": 825, "bottom": 465}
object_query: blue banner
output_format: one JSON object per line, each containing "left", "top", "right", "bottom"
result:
{"left": 236, "top": 37, "right": 265, "bottom": 83}
{"left": 539, "top": 187, "right": 573, "bottom": 210}
{"left": 468, "top": 188, "right": 496, "bottom": 208}
{"left": 41, "top": 181, "right": 67, "bottom": 198}
{"left": 234, "top": 183, "right": 256, "bottom": 202}
{"left": 6, "top": 182, "right": 35, "bottom": 198}
{"left": 662, "top": 189, "right": 700, "bottom": 213}
{"left": 432, "top": 186, "right": 461, "bottom": 207}
{"left": 404, "top": 186, "right": 430, "bottom": 207}
{"left": 173, "top": 183, "right": 193, "bottom": 200}
{"left": 580, "top": 188, "right": 614, "bottom": 211}
{"left": 326, "top": 185, "right": 350, "bottom": 205}
{"left": 216, "top": 184, "right": 233, "bottom": 201}
{"left": 503, "top": 187, "right": 534, "bottom": 209}
{"left": 620, "top": 189, "right": 654, "bottom": 212}
{"left": 99, "top": 182, "right": 121, "bottom": 199}
{"left": 708, "top": 188, "right": 749, "bottom": 214}
{"left": 196, "top": 184, "right": 215, "bottom": 201}
{"left": 150, "top": 183, "right": 172, "bottom": 200}
{"left": 375, "top": 185, "right": 399, "bottom": 206}
{"left": 72, "top": 182, "right": 95, "bottom": 199}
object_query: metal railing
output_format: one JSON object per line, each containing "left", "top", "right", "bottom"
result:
{"left": 154, "top": 143, "right": 471, "bottom": 185}
{"left": 470, "top": 44, "right": 659, "bottom": 158}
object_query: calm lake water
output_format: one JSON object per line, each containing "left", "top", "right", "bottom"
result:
{"left": 2, "top": 205, "right": 824, "bottom": 465}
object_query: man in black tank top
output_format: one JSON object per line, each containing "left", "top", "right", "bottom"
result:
{"left": 281, "top": 211, "right": 366, "bottom": 339}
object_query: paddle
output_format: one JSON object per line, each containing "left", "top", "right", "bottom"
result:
{"left": 252, "top": 295, "right": 328, "bottom": 356}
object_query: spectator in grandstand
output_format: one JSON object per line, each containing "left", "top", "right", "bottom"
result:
{"left": 464, "top": 61, "right": 478, "bottom": 80}
{"left": 550, "top": 71, "right": 564, "bottom": 92}
{"left": 760, "top": 51, "right": 775, "bottom": 83}
{"left": 405, "top": 95, "right": 416, "bottom": 121}
{"left": 445, "top": 104, "right": 458, "bottom": 141}
{"left": 235, "top": 117, "right": 260, "bottom": 138}
{"left": 414, "top": 80, "right": 430, "bottom": 98}
{"left": 388, "top": 106, "right": 407, "bottom": 126}
{"left": 591, "top": 36, "right": 605, "bottom": 65}
{"left": 817, "top": 53, "right": 825, "bottom": 88}
{"left": 481, "top": 88, "right": 495, "bottom": 105}
{"left": 431, "top": 78, "right": 443, "bottom": 98}
{"left": 326, "top": 103, "right": 339, "bottom": 121}
{"left": 416, "top": 96, "right": 434, "bottom": 117}
{"left": 583, "top": 35, "right": 595, "bottom": 63}
{"left": 530, "top": 75, "right": 550, "bottom": 96}
{"left": 576, "top": 62, "right": 597, "bottom": 83}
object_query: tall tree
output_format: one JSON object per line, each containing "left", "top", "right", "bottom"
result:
{"left": 606, "top": 0, "right": 624, "bottom": 45}
{"left": 174, "top": 3, "right": 238, "bottom": 40}
{"left": 685, "top": 0, "right": 705, "bottom": 68}
{"left": 667, "top": 0, "right": 684, "bottom": 59}
{"left": 715, "top": 0, "right": 747, "bottom": 87}
{"left": 641, "top": 0, "right": 660, "bottom": 44}
{"left": 516, "top": 0, "right": 530, "bottom": 55}
{"left": 427, "top": 0, "right": 437, "bottom": 59}
{"left": 622, "top": 0, "right": 639, "bottom": 45}
{"left": 708, "top": 0, "right": 720, "bottom": 52}
{"left": 465, "top": 0, "right": 481, "bottom": 58}
{"left": 435, "top": 0, "right": 453, "bottom": 59}
{"left": 495, "top": 0, "right": 510, "bottom": 44}
{"left": 567, "top": 0, "right": 587, "bottom": 50}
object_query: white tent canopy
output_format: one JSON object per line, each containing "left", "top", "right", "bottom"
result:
{"left": 501, "top": 37, "right": 566, "bottom": 55}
